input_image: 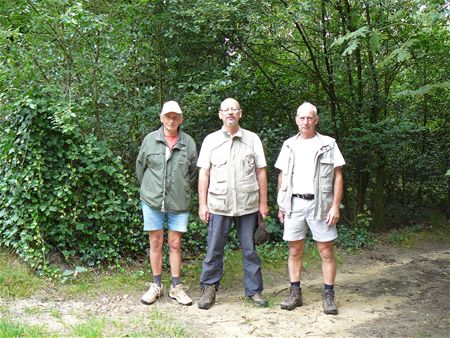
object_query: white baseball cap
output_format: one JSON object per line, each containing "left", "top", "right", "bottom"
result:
{"left": 161, "top": 100, "right": 182, "bottom": 115}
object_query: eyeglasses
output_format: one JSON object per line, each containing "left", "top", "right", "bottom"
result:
{"left": 221, "top": 107, "right": 240, "bottom": 113}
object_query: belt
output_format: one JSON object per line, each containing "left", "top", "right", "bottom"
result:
{"left": 293, "top": 194, "right": 314, "bottom": 200}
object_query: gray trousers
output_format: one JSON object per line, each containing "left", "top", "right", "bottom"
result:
{"left": 200, "top": 212, "right": 263, "bottom": 297}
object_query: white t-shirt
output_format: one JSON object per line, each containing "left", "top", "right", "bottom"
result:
{"left": 292, "top": 135, "right": 345, "bottom": 194}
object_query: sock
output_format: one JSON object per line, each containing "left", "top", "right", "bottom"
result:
{"left": 171, "top": 276, "right": 181, "bottom": 287}
{"left": 153, "top": 274, "right": 162, "bottom": 287}
{"left": 290, "top": 281, "right": 301, "bottom": 288}
{"left": 324, "top": 283, "right": 334, "bottom": 290}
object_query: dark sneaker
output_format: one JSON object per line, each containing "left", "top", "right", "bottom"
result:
{"left": 322, "top": 289, "right": 338, "bottom": 315}
{"left": 280, "top": 286, "right": 303, "bottom": 311}
{"left": 247, "top": 293, "right": 268, "bottom": 307}
{"left": 198, "top": 285, "right": 216, "bottom": 310}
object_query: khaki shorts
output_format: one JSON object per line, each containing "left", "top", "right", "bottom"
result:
{"left": 283, "top": 197, "right": 337, "bottom": 242}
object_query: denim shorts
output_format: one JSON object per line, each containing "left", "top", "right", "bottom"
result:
{"left": 283, "top": 197, "right": 337, "bottom": 242}
{"left": 141, "top": 202, "right": 189, "bottom": 233}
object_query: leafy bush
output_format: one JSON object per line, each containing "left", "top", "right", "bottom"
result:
{"left": 0, "top": 94, "right": 144, "bottom": 273}
{"left": 337, "top": 211, "right": 375, "bottom": 249}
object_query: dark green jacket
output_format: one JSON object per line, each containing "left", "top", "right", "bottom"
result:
{"left": 136, "top": 126, "right": 198, "bottom": 212}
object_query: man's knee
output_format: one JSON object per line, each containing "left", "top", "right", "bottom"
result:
{"left": 149, "top": 233, "right": 164, "bottom": 251}
{"left": 168, "top": 236, "right": 182, "bottom": 252}
{"left": 318, "top": 242, "right": 335, "bottom": 261}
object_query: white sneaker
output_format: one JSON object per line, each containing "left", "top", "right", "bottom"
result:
{"left": 141, "top": 283, "right": 163, "bottom": 305}
{"left": 169, "top": 284, "right": 193, "bottom": 306}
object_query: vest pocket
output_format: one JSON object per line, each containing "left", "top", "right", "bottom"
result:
{"left": 208, "top": 183, "right": 228, "bottom": 211}
{"left": 237, "top": 182, "right": 259, "bottom": 210}
{"left": 319, "top": 158, "right": 334, "bottom": 178}
{"left": 211, "top": 157, "right": 228, "bottom": 183}
{"left": 320, "top": 184, "right": 334, "bottom": 216}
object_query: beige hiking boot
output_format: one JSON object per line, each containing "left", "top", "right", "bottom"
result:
{"left": 169, "top": 284, "right": 193, "bottom": 306}
{"left": 141, "top": 283, "right": 163, "bottom": 305}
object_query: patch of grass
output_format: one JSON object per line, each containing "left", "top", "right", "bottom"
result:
{"left": 115, "top": 309, "right": 187, "bottom": 337}
{"left": 71, "top": 318, "right": 105, "bottom": 337}
{"left": 61, "top": 266, "right": 149, "bottom": 299}
{"left": 387, "top": 222, "right": 449, "bottom": 247}
{"left": 220, "top": 249, "right": 244, "bottom": 288}
{"left": 23, "top": 306, "right": 45, "bottom": 315}
{"left": 50, "top": 308, "right": 62, "bottom": 320}
{"left": 0, "top": 250, "right": 46, "bottom": 298}
{"left": 0, "top": 317, "right": 52, "bottom": 337}
{"left": 137, "top": 309, "right": 186, "bottom": 338}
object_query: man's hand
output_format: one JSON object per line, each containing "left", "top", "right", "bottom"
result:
{"left": 278, "top": 210, "right": 285, "bottom": 224}
{"left": 326, "top": 205, "right": 340, "bottom": 225}
{"left": 259, "top": 203, "right": 269, "bottom": 219}
{"left": 199, "top": 204, "right": 210, "bottom": 224}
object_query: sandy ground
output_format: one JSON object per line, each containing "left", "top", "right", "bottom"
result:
{"left": 2, "top": 240, "right": 449, "bottom": 337}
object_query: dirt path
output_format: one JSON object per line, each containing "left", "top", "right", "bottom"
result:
{"left": 3, "top": 241, "right": 449, "bottom": 337}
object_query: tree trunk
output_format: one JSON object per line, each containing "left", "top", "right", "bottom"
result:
{"left": 357, "top": 171, "right": 369, "bottom": 215}
{"left": 374, "top": 164, "right": 385, "bottom": 230}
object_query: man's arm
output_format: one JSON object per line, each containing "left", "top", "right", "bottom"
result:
{"left": 326, "top": 166, "right": 344, "bottom": 225}
{"left": 135, "top": 140, "right": 147, "bottom": 184}
{"left": 256, "top": 167, "right": 269, "bottom": 218}
{"left": 198, "top": 167, "right": 210, "bottom": 223}
{"left": 277, "top": 172, "right": 285, "bottom": 224}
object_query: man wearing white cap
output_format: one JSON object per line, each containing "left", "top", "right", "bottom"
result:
{"left": 136, "top": 100, "right": 197, "bottom": 306}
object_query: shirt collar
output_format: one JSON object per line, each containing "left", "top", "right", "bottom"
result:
{"left": 221, "top": 126, "right": 243, "bottom": 138}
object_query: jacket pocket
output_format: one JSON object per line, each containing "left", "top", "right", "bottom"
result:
{"left": 147, "top": 152, "right": 165, "bottom": 171}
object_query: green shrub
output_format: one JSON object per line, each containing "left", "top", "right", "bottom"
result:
{"left": 337, "top": 211, "right": 375, "bottom": 249}
{"left": 0, "top": 94, "right": 144, "bottom": 273}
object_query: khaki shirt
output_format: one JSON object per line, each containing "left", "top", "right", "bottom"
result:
{"left": 197, "top": 127, "right": 266, "bottom": 216}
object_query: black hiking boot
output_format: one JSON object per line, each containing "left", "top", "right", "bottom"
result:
{"left": 322, "top": 288, "right": 338, "bottom": 315}
{"left": 198, "top": 284, "right": 216, "bottom": 310}
{"left": 280, "top": 286, "right": 303, "bottom": 311}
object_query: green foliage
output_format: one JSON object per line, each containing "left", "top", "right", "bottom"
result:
{"left": 0, "top": 93, "right": 144, "bottom": 273}
{"left": 337, "top": 211, "right": 375, "bottom": 249}
{"left": 0, "top": 0, "right": 448, "bottom": 271}
{"left": 183, "top": 218, "right": 208, "bottom": 259}
{"left": 258, "top": 242, "right": 289, "bottom": 265}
